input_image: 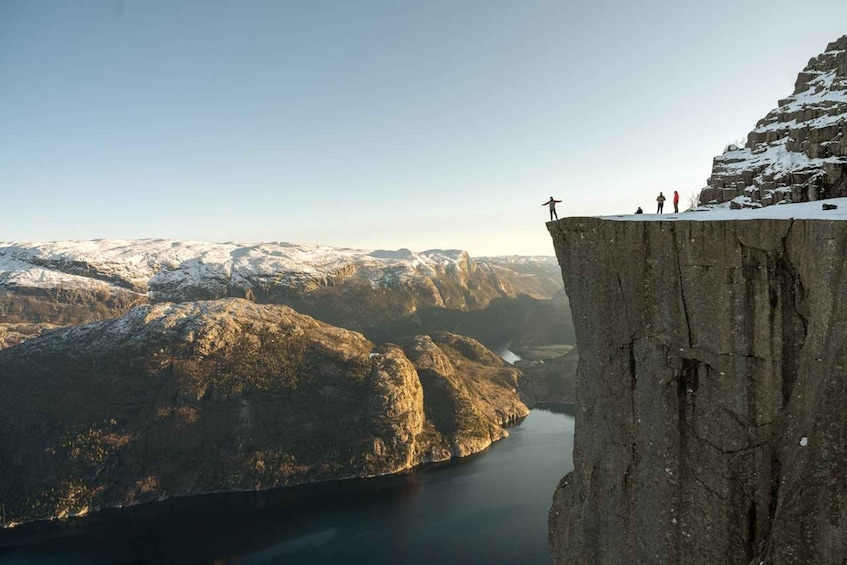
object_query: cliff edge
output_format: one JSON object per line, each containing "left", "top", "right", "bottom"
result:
{"left": 547, "top": 208, "right": 847, "bottom": 564}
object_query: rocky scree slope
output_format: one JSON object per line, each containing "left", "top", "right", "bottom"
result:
{"left": 0, "top": 298, "right": 527, "bottom": 527}
{"left": 700, "top": 35, "right": 847, "bottom": 208}
{"left": 547, "top": 217, "right": 847, "bottom": 565}
{"left": 0, "top": 240, "right": 564, "bottom": 346}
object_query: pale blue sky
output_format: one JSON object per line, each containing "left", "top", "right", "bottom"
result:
{"left": 2, "top": 1, "right": 846, "bottom": 255}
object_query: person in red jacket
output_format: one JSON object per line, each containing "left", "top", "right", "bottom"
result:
{"left": 673, "top": 190, "right": 680, "bottom": 213}
{"left": 543, "top": 196, "right": 562, "bottom": 221}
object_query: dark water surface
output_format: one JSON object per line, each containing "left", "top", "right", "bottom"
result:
{"left": 0, "top": 406, "right": 574, "bottom": 565}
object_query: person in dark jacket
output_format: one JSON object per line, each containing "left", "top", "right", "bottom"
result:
{"left": 635, "top": 206, "right": 643, "bottom": 214}
{"left": 543, "top": 196, "right": 562, "bottom": 221}
{"left": 656, "top": 192, "right": 666, "bottom": 214}
{"left": 673, "top": 190, "right": 680, "bottom": 213}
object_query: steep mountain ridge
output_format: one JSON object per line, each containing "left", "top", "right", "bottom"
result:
{"left": 0, "top": 240, "right": 565, "bottom": 346}
{"left": 700, "top": 35, "right": 847, "bottom": 208}
{"left": 0, "top": 298, "right": 528, "bottom": 527}
{"left": 0, "top": 240, "right": 558, "bottom": 302}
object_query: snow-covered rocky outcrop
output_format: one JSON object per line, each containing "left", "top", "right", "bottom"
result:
{"left": 700, "top": 35, "right": 847, "bottom": 208}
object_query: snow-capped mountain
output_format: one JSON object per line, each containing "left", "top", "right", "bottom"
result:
{"left": 0, "top": 239, "right": 563, "bottom": 344}
{"left": 700, "top": 35, "right": 847, "bottom": 208}
{"left": 0, "top": 239, "right": 471, "bottom": 297}
{"left": 0, "top": 239, "right": 558, "bottom": 301}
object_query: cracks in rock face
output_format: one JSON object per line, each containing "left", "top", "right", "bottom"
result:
{"left": 734, "top": 220, "right": 808, "bottom": 409}
{"left": 768, "top": 455, "right": 781, "bottom": 532}
{"left": 629, "top": 344, "right": 637, "bottom": 393}
{"left": 687, "top": 222, "right": 810, "bottom": 565}
{"left": 680, "top": 222, "right": 808, "bottom": 563}
{"left": 671, "top": 223, "right": 693, "bottom": 348}
{"left": 676, "top": 357, "right": 699, "bottom": 483}
{"left": 748, "top": 452, "right": 784, "bottom": 565}
{"left": 684, "top": 422, "right": 769, "bottom": 455}
{"left": 720, "top": 406, "right": 777, "bottom": 429}
{"left": 555, "top": 218, "right": 835, "bottom": 565}
{"left": 687, "top": 464, "right": 728, "bottom": 502}
{"left": 678, "top": 358, "right": 700, "bottom": 402}
{"left": 746, "top": 500, "right": 758, "bottom": 562}
{"left": 777, "top": 221, "right": 808, "bottom": 407}
{"left": 602, "top": 227, "right": 633, "bottom": 339}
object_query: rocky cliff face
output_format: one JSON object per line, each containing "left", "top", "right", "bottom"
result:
{"left": 0, "top": 322, "right": 57, "bottom": 349}
{"left": 0, "top": 298, "right": 527, "bottom": 527}
{"left": 0, "top": 240, "right": 565, "bottom": 348}
{"left": 700, "top": 35, "right": 847, "bottom": 208}
{"left": 547, "top": 216, "right": 847, "bottom": 565}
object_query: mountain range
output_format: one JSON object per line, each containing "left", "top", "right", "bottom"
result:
{"left": 0, "top": 240, "right": 574, "bottom": 526}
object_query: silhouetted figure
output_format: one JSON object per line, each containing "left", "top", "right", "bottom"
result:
{"left": 543, "top": 196, "right": 562, "bottom": 221}
{"left": 673, "top": 190, "right": 680, "bottom": 213}
{"left": 656, "top": 192, "right": 666, "bottom": 214}
{"left": 635, "top": 207, "right": 643, "bottom": 214}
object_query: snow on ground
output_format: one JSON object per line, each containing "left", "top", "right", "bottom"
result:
{"left": 752, "top": 112, "right": 846, "bottom": 134}
{"left": 0, "top": 260, "right": 117, "bottom": 292}
{"left": 599, "top": 197, "right": 847, "bottom": 222}
{"left": 714, "top": 137, "right": 844, "bottom": 178}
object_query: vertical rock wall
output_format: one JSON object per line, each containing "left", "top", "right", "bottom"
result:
{"left": 547, "top": 217, "right": 847, "bottom": 565}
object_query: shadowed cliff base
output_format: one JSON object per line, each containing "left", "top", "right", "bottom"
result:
{"left": 547, "top": 215, "right": 847, "bottom": 565}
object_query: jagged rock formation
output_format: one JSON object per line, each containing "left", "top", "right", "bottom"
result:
{"left": 0, "top": 298, "right": 527, "bottom": 527}
{"left": 0, "top": 240, "right": 566, "bottom": 348}
{"left": 701, "top": 36, "right": 847, "bottom": 208}
{"left": 547, "top": 216, "right": 847, "bottom": 565}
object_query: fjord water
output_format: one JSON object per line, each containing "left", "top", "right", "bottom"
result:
{"left": 0, "top": 408, "right": 573, "bottom": 564}
{"left": 0, "top": 337, "right": 574, "bottom": 565}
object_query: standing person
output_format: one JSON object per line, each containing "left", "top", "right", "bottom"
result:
{"left": 543, "top": 196, "right": 562, "bottom": 221}
{"left": 673, "top": 190, "right": 680, "bottom": 213}
{"left": 656, "top": 192, "right": 666, "bottom": 214}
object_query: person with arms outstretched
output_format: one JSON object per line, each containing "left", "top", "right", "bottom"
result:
{"left": 543, "top": 196, "right": 562, "bottom": 221}
{"left": 656, "top": 192, "right": 666, "bottom": 214}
